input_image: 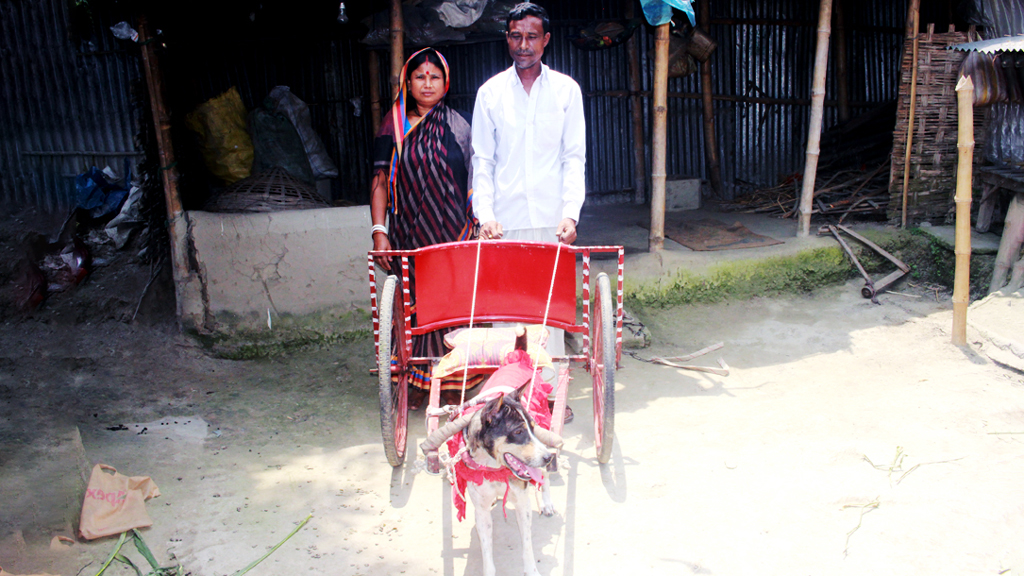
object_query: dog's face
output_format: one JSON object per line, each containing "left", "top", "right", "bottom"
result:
{"left": 476, "top": 392, "right": 552, "bottom": 481}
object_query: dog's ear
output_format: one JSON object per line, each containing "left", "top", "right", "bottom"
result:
{"left": 509, "top": 385, "right": 525, "bottom": 405}
{"left": 482, "top": 394, "right": 506, "bottom": 426}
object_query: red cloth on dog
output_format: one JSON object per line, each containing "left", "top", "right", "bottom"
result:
{"left": 447, "top": 348, "right": 553, "bottom": 521}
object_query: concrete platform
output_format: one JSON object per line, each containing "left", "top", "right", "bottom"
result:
{"left": 970, "top": 290, "right": 1024, "bottom": 371}
{"left": 916, "top": 223, "right": 1001, "bottom": 255}
{"left": 576, "top": 203, "right": 835, "bottom": 281}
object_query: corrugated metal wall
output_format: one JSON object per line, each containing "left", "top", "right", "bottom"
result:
{"left": 973, "top": 0, "right": 1024, "bottom": 166}
{"left": 0, "top": 0, "right": 142, "bottom": 213}
{"left": 1, "top": 0, "right": 915, "bottom": 212}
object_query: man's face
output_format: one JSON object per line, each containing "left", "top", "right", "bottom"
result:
{"left": 506, "top": 15, "right": 550, "bottom": 70}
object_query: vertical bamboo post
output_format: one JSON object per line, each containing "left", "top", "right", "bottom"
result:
{"left": 798, "top": 0, "right": 833, "bottom": 237}
{"left": 699, "top": 0, "right": 723, "bottom": 197}
{"left": 137, "top": 15, "right": 189, "bottom": 325}
{"left": 952, "top": 75, "right": 974, "bottom": 346}
{"left": 389, "top": 0, "right": 404, "bottom": 101}
{"left": 649, "top": 22, "right": 670, "bottom": 252}
{"left": 626, "top": 0, "right": 646, "bottom": 204}
{"left": 833, "top": 0, "right": 850, "bottom": 123}
{"left": 901, "top": 0, "right": 920, "bottom": 228}
{"left": 368, "top": 50, "right": 382, "bottom": 135}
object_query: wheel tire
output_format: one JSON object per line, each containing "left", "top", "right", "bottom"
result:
{"left": 592, "top": 272, "right": 616, "bottom": 464}
{"left": 377, "top": 275, "right": 408, "bottom": 467}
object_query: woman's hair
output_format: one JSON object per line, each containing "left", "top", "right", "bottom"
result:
{"left": 404, "top": 49, "right": 447, "bottom": 112}
{"left": 406, "top": 49, "right": 447, "bottom": 85}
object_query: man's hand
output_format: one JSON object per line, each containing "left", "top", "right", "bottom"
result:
{"left": 555, "top": 218, "right": 577, "bottom": 244}
{"left": 480, "top": 220, "right": 504, "bottom": 240}
{"left": 372, "top": 233, "right": 392, "bottom": 271}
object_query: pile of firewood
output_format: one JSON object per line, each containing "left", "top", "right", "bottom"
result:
{"left": 718, "top": 161, "right": 890, "bottom": 222}
{"left": 719, "top": 101, "right": 896, "bottom": 222}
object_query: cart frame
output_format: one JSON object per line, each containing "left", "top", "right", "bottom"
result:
{"left": 368, "top": 240, "right": 624, "bottom": 468}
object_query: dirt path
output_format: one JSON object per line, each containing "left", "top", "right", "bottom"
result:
{"left": 2, "top": 280, "right": 1023, "bottom": 576}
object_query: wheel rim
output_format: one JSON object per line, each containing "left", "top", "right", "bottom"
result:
{"left": 378, "top": 275, "right": 408, "bottom": 466}
{"left": 390, "top": 290, "right": 408, "bottom": 460}
{"left": 391, "top": 366, "right": 408, "bottom": 458}
{"left": 592, "top": 274, "right": 615, "bottom": 463}
{"left": 593, "top": 281, "right": 607, "bottom": 456}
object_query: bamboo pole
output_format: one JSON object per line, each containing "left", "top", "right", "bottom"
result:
{"left": 798, "top": 0, "right": 833, "bottom": 237}
{"left": 649, "top": 22, "right": 670, "bottom": 252}
{"left": 699, "top": 0, "right": 723, "bottom": 198}
{"left": 626, "top": 0, "right": 646, "bottom": 204}
{"left": 901, "top": 0, "right": 920, "bottom": 228}
{"left": 389, "top": 0, "right": 404, "bottom": 101}
{"left": 368, "top": 50, "right": 382, "bottom": 135}
{"left": 137, "top": 15, "right": 189, "bottom": 326}
{"left": 952, "top": 75, "right": 974, "bottom": 346}
{"left": 833, "top": 0, "right": 850, "bottom": 123}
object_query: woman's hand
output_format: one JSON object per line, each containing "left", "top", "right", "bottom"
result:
{"left": 373, "top": 232, "right": 392, "bottom": 271}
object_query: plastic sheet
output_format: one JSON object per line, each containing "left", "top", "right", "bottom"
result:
{"left": 75, "top": 166, "right": 129, "bottom": 220}
{"left": 434, "top": 0, "right": 487, "bottom": 28}
{"left": 640, "top": 0, "right": 695, "bottom": 27}
{"left": 248, "top": 105, "right": 315, "bottom": 184}
{"left": 267, "top": 86, "right": 338, "bottom": 180}
{"left": 185, "top": 87, "right": 254, "bottom": 184}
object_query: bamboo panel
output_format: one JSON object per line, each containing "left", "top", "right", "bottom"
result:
{"left": 889, "top": 24, "right": 987, "bottom": 223}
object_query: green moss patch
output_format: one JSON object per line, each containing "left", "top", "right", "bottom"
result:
{"left": 626, "top": 247, "right": 850, "bottom": 308}
{"left": 626, "top": 227, "right": 996, "bottom": 309}
{"left": 189, "top": 308, "right": 372, "bottom": 360}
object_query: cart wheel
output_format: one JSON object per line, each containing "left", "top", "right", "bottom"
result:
{"left": 592, "top": 272, "right": 616, "bottom": 464}
{"left": 377, "top": 275, "right": 408, "bottom": 467}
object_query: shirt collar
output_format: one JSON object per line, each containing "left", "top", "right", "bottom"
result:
{"left": 508, "top": 63, "right": 549, "bottom": 88}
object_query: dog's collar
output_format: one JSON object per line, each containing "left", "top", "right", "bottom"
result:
{"left": 461, "top": 449, "right": 508, "bottom": 475}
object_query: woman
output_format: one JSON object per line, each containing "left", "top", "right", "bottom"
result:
{"left": 370, "top": 48, "right": 477, "bottom": 410}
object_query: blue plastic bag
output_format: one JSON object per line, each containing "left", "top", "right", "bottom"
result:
{"left": 75, "top": 166, "right": 130, "bottom": 220}
{"left": 640, "top": 0, "right": 695, "bottom": 26}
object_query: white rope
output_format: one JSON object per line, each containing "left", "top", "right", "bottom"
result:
{"left": 525, "top": 241, "right": 562, "bottom": 406}
{"left": 458, "top": 234, "right": 486, "bottom": 406}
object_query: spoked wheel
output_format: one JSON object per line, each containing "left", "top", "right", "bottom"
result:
{"left": 377, "top": 275, "right": 409, "bottom": 467}
{"left": 592, "top": 272, "right": 616, "bottom": 464}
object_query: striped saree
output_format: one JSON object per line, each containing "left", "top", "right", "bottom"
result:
{"left": 372, "top": 100, "right": 477, "bottom": 391}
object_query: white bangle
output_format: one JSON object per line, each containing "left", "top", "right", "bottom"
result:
{"left": 371, "top": 224, "right": 388, "bottom": 236}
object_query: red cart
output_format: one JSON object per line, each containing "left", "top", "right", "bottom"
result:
{"left": 368, "top": 240, "right": 624, "bottom": 468}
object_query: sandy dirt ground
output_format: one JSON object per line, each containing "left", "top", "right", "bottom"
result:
{"left": 2, "top": 275, "right": 1024, "bottom": 576}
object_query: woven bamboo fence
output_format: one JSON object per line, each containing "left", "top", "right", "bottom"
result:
{"left": 889, "top": 24, "right": 988, "bottom": 223}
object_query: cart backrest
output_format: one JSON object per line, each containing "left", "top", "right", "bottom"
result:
{"left": 411, "top": 241, "right": 577, "bottom": 333}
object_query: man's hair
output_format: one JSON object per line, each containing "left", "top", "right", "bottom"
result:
{"left": 507, "top": 2, "right": 549, "bottom": 34}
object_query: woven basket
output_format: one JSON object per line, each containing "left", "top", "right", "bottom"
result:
{"left": 203, "top": 167, "right": 330, "bottom": 213}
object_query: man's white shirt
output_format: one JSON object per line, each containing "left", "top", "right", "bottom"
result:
{"left": 471, "top": 64, "right": 586, "bottom": 230}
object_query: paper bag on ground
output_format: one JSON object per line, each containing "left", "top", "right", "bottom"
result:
{"left": 79, "top": 464, "right": 160, "bottom": 540}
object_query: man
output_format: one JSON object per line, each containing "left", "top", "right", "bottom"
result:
{"left": 471, "top": 2, "right": 586, "bottom": 414}
{"left": 471, "top": 1, "right": 586, "bottom": 245}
